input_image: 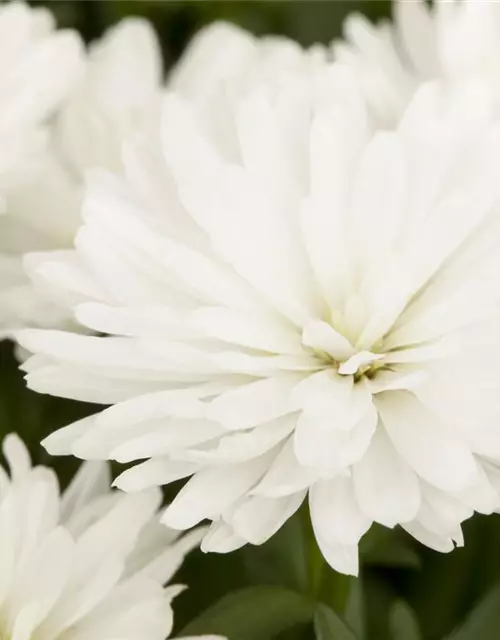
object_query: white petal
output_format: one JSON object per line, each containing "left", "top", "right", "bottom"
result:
{"left": 114, "top": 458, "right": 200, "bottom": 492}
{"left": 162, "top": 455, "right": 272, "bottom": 529}
{"left": 294, "top": 404, "right": 377, "bottom": 474}
{"left": 309, "top": 476, "right": 371, "bottom": 547}
{"left": 61, "top": 461, "right": 111, "bottom": 522}
{"left": 206, "top": 374, "right": 303, "bottom": 431}
{"left": 175, "top": 162, "right": 323, "bottom": 324}
{"left": 251, "top": 438, "right": 318, "bottom": 498}
{"left": 302, "top": 319, "right": 354, "bottom": 360}
{"left": 109, "top": 419, "right": 224, "bottom": 463}
{"left": 395, "top": 0, "right": 437, "bottom": 78}
{"left": 313, "top": 536, "right": 359, "bottom": 576}
{"left": 3, "top": 433, "right": 31, "bottom": 480}
{"left": 180, "top": 416, "right": 294, "bottom": 464}
{"left": 402, "top": 520, "right": 455, "bottom": 554}
{"left": 417, "top": 482, "right": 472, "bottom": 538}
{"left": 353, "top": 425, "right": 420, "bottom": 527}
{"left": 201, "top": 520, "right": 246, "bottom": 553}
{"left": 43, "top": 415, "right": 97, "bottom": 457}
{"left": 190, "top": 306, "right": 302, "bottom": 354}
{"left": 376, "top": 391, "right": 479, "bottom": 492}
{"left": 229, "top": 491, "right": 305, "bottom": 545}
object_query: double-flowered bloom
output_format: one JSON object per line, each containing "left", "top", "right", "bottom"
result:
{"left": 18, "top": 57, "right": 500, "bottom": 574}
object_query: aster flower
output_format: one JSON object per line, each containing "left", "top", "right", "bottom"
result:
{"left": 0, "top": 432, "right": 219, "bottom": 640}
{"left": 334, "top": 0, "right": 500, "bottom": 128}
{"left": 17, "top": 67, "right": 500, "bottom": 576}
{"left": 0, "top": 15, "right": 162, "bottom": 336}
{"left": 0, "top": 0, "right": 83, "bottom": 337}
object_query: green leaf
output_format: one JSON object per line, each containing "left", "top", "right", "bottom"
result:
{"left": 314, "top": 604, "right": 357, "bottom": 640}
{"left": 360, "top": 526, "right": 420, "bottom": 569}
{"left": 446, "top": 585, "right": 500, "bottom": 640}
{"left": 179, "top": 585, "right": 315, "bottom": 640}
{"left": 389, "top": 601, "right": 421, "bottom": 640}
{"left": 242, "top": 514, "right": 309, "bottom": 593}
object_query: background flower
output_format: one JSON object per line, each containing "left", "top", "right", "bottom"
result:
{"left": 0, "top": 432, "right": 216, "bottom": 640}
{"left": 0, "top": 15, "right": 163, "bottom": 338}
{"left": 0, "top": 0, "right": 83, "bottom": 338}
{"left": 334, "top": 0, "right": 500, "bottom": 128}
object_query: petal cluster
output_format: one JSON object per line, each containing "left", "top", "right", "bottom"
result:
{"left": 0, "top": 1, "right": 83, "bottom": 337}
{"left": 0, "top": 17, "right": 331, "bottom": 338}
{"left": 0, "top": 16, "right": 162, "bottom": 336}
{"left": 0, "top": 433, "right": 208, "bottom": 640}
{"left": 18, "top": 64, "right": 500, "bottom": 575}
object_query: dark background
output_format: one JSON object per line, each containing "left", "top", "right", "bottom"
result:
{"left": 36, "top": 1, "right": 392, "bottom": 55}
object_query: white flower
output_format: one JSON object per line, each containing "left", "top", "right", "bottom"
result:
{"left": 0, "top": 0, "right": 83, "bottom": 193}
{"left": 0, "top": 432, "right": 219, "bottom": 640}
{"left": 18, "top": 65, "right": 500, "bottom": 576}
{"left": 334, "top": 0, "right": 500, "bottom": 128}
{"left": 0, "top": 0, "right": 83, "bottom": 338}
{"left": 0, "top": 15, "right": 162, "bottom": 336}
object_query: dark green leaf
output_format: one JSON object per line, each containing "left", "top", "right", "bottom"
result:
{"left": 314, "top": 604, "right": 357, "bottom": 640}
{"left": 242, "top": 514, "right": 309, "bottom": 593}
{"left": 446, "top": 586, "right": 500, "bottom": 640}
{"left": 180, "top": 586, "right": 315, "bottom": 640}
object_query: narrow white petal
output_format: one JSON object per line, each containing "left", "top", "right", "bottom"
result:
{"left": 162, "top": 455, "right": 272, "bottom": 529}
{"left": 206, "top": 374, "right": 303, "bottom": 431}
{"left": 309, "top": 476, "right": 371, "bottom": 547}
{"left": 377, "top": 391, "right": 479, "bottom": 492}
{"left": 229, "top": 491, "right": 306, "bottom": 545}
{"left": 114, "top": 458, "right": 200, "bottom": 493}
{"left": 353, "top": 425, "right": 420, "bottom": 526}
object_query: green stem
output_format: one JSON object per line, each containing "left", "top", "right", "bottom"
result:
{"left": 320, "top": 564, "right": 352, "bottom": 614}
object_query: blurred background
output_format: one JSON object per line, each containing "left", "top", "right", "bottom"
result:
{"left": 2, "top": 2, "right": 500, "bottom": 639}
{"left": 33, "top": 1, "right": 392, "bottom": 56}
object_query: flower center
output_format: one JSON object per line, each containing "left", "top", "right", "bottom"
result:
{"left": 302, "top": 318, "right": 390, "bottom": 383}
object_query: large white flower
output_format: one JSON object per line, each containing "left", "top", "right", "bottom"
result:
{"left": 335, "top": 0, "right": 500, "bottom": 128}
{"left": 0, "top": 433, "right": 219, "bottom": 640}
{"left": 0, "top": 15, "right": 162, "bottom": 336}
{"left": 17, "top": 67, "right": 500, "bottom": 576}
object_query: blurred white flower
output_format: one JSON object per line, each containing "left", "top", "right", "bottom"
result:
{"left": 0, "top": 15, "right": 162, "bottom": 337}
{"left": 334, "top": 0, "right": 500, "bottom": 127}
{"left": 0, "top": 0, "right": 83, "bottom": 337}
{"left": 0, "top": 0, "right": 83, "bottom": 192}
{"left": 18, "top": 65, "right": 500, "bottom": 576}
{"left": 0, "top": 432, "right": 218, "bottom": 640}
